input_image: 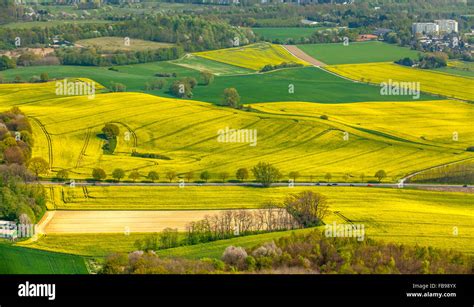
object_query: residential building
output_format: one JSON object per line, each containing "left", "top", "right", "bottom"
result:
{"left": 435, "top": 19, "right": 459, "bottom": 33}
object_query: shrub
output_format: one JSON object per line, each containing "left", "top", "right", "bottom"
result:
{"left": 131, "top": 151, "right": 171, "bottom": 160}
{"left": 92, "top": 168, "right": 106, "bottom": 181}
{"left": 222, "top": 246, "right": 248, "bottom": 269}
{"left": 252, "top": 241, "right": 282, "bottom": 258}
{"left": 56, "top": 169, "right": 69, "bottom": 181}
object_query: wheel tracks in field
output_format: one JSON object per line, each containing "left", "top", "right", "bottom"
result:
{"left": 49, "top": 187, "right": 58, "bottom": 209}
{"left": 76, "top": 128, "right": 92, "bottom": 169}
{"left": 29, "top": 117, "right": 53, "bottom": 169}
{"left": 250, "top": 106, "right": 456, "bottom": 151}
{"left": 332, "top": 211, "right": 357, "bottom": 229}
{"left": 196, "top": 127, "right": 340, "bottom": 172}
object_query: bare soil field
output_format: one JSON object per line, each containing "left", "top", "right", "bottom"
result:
{"left": 283, "top": 45, "right": 326, "bottom": 66}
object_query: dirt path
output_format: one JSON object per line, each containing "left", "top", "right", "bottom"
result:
{"left": 283, "top": 45, "right": 327, "bottom": 67}
{"left": 36, "top": 211, "right": 56, "bottom": 235}
{"left": 43, "top": 210, "right": 246, "bottom": 233}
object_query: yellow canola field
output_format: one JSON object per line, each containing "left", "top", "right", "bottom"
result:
{"left": 194, "top": 42, "right": 309, "bottom": 70}
{"left": 325, "top": 62, "right": 474, "bottom": 102}
{"left": 0, "top": 81, "right": 472, "bottom": 182}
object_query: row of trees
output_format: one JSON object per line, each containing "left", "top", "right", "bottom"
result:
{"left": 76, "top": 164, "right": 388, "bottom": 185}
{"left": 133, "top": 190, "right": 328, "bottom": 251}
{"left": 56, "top": 46, "right": 184, "bottom": 67}
{"left": 395, "top": 52, "right": 448, "bottom": 69}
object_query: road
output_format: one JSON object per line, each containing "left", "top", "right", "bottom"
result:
{"left": 37, "top": 181, "right": 470, "bottom": 189}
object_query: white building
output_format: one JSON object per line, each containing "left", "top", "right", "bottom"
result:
{"left": 412, "top": 23, "right": 439, "bottom": 35}
{"left": 435, "top": 19, "right": 459, "bottom": 33}
{"left": 0, "top": 221, "right": 17, "bottom": 240}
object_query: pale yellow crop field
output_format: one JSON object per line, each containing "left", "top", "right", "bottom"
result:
{"left": 0, "top": 81, "right": 472, "bottom": 182}
{"left": 75, "top": 37, "right": 175, "bottom": 52}
{"left": 194, "top": 42, "right": 309, "bottom": 70}
{"left": 325, "top": 62, "right": 474, "bottom": 102}
{"left": 41, "top": 210, "right": 232, "bottom": 233}
{"left": 44, "top": 185, "right": 474, "bottom": 254}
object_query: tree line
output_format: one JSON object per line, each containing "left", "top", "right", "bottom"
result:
{"left": 134, "top": 190, "right": 328, "bottom": 251}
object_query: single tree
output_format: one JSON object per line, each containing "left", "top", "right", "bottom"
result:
{"left": 223, "top": 87, "right": 240, "bottom": 108}
{"left": 219, "top": 171, "right": 229, "bottom": 183}
{"left": 28, "top": 157, "right": 49, "bottom": 178}
{"left": 200, "top": 171, "right": 210, "bottom": 183}
{"left": 288, "top": 171, "right": 300, "bottom": 182}
{"left": 200, "top": 71, "right": 214, "bottom": 85}
{"left": 375, "top": 170, "right": 387, "bottom": 182}
{"left": 284, "top": 190, "right": 329, "bottom": 227}
{"left": 325, "top": 172, "right": 332, "bottom": 182}
{"left": 236, "top": 168, "right": 249, "bottom": 182}
{"left": 92, "top": 168, "right": 107, "bottom": 181}
{"left": 40, "top": 72, "right": 49, "bottom": 82}
{"left": 102, "top": 123, "right": 120, "bottom": 139}
{"left": 56, "top": 169, "right": 69, "bottom": 181}
{"left": 342, "top": 173, "right": 350, "bottom": 182}
{"left": 251, "top": 162, "right": 281, "bottom": 187}
{"left": 185, "top": 171, "right": 194, "bottom": 182}
{"left": 166, "top": 171, "right": 177, "bottom": 182}
{"left": 112, "top": 168, "right": 125, "bottom": 181}
{"left": 147, "top": 171, "right": 159, "bottom": 182}
{"left": 129, "top": 171, "right": 140, "bottom": 182}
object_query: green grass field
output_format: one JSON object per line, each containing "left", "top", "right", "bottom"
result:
{"left": 297, "top": 41, "right": 422, "bottom": 65}
{"left": 0, "top": 65, "right": 439, "bottom": 104}
{"left": 190, "top": 67, "right": 437, "bottom": 104}
{"left": 0, "top": 242, "right": 88, "bottom": 274}
{"left": 252, "top": 27, "right": 327, "bottom": 42}
{"left": 434, "top": 61, "right": 474, "bottom": 78}
{"left": 18, "top": 233, "right": 160, "bottom": 256}
{"left": 0, "top": 62, "right": 200, "bottom": 93}
{"left": 21, "top": 229, "right": 317, "bottom": 258}
{"left": 157, "top": 228, "right": 320, "bottom": 259}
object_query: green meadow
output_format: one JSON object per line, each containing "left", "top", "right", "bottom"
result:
{"left": 0, "top": 65, "right": 438, "bottom": 104}
{"left": 0, "top": 242, "right": 88, "bottom": 274}
{"left": 297, "top": 41, "right": 421, "bottom": 64}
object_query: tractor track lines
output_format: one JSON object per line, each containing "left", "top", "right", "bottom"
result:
{"left": 30, "top": 117, "right": 53, "bottom": 169}
{"left": 109, "top": 121, "right": 138, "bottom": 148}
{"left": 76, "top": 128, "right": 92, "bottom": 168}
